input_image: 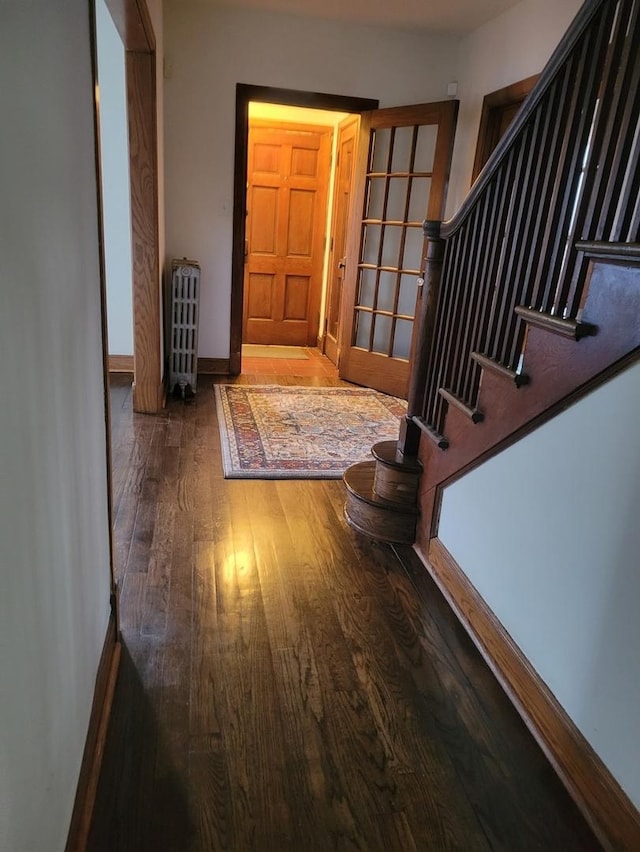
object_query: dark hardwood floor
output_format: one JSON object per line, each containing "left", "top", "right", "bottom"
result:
{"left": 90, "top": 361, "right": 601, "bottom": 851}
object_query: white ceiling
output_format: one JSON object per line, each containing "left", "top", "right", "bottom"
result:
{"left": 216, "top": 0, "right": 522, "bottom": 34}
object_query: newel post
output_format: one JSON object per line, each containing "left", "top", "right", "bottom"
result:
{"left": 398, "top": 220, "right": 445, "bottom": 456}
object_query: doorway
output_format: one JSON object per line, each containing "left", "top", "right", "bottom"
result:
{"left": 95, "top": 0, "right": 134, "bottom": 374}
{"left": 472, "top": 74, "right": 539, "bottom": 181}
{"left": 100, "top": 0, "right": 162, "bottom": 415}
{"left": 231, "top": 86, "right": 379, "bottom": 375}
{"left": 233, "top": 88, "right": 459, "bottom": 399}
{"left": 243, "top": 109, "right": 335, "bottom": 348}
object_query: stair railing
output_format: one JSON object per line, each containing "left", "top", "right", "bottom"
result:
{"left": 402, "top": 0, "right": 640, "bottom": 451}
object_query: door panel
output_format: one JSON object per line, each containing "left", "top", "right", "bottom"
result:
{"left": 287, "top": 190, "right": 315, "bottom": 254}
{"left": 249, "top": 186, "right": 278, "bottom": 252}
{"left": 324, "top": 116, "right": 359, "bottom": 365}
{"left": 243, "top": 121, "right": 331, "bottom": 346}
{"left": 284, "top": 275, "right": 310, "bottom": 319}
{"left": 339, "top": 101, "right": 458, "bottom": 398}
{"left": 247, "top": 273, "right": 273, "bottom": 318}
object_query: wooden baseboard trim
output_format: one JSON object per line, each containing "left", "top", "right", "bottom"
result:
{"left": 108, "top": 354, "right": 134, "bottom": 372}
{"left": 423, "top": 536, "right": 640, "bottom": 852}
{"left": 198, "top": 357, "right": 230, "bottom": 374}
{"left": 65, "top": 612, "right": 121, "bottom": 852}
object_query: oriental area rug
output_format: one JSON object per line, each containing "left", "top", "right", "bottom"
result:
{"left": 214, "top": 384, "right": 406, "bottom": 479}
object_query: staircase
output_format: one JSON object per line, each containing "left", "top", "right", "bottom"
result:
{"left": 344, "top": 0, "right": 640, "bottom": 553}
{"left": 343, "top": 440, "right": 421, "bottom": 543}
{"left": 342, "top": 2, "right": 640, "bottom": 845}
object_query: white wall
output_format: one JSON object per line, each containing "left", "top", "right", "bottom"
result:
{"left": 96, "top": 0, "right": 134, "bottom": 357}
{"left": 438, "top": 361, "right": 640, "bottom": 809}
{"left": 163, "top": 1, "right": 459, "bottom": 358}
{"left": 445, "top": 0, "right": 583, "bottom": 215}
{"left": 0, "top": 2, "right": 113, "bottom": 849}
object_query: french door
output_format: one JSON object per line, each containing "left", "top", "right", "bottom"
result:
{"left": 339, "top": 101, "right": 458, "bottom": 398}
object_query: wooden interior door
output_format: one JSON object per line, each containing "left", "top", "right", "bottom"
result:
{"left": 324, "top": 116, "right": 359, "bottom": 365}
{"left": 339, "top": 101, "right": 458, "bottom": 398}
{"left": 243, "top": 120, "right": 331, "bottom": 346}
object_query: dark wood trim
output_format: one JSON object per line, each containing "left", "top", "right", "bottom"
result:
{"left": 443, "top": 0, "right": 604, "bottom": 238}
{"left": 401, "top": 221, "right": 445, "bottom": 455}
{"left": 427, "top": 101, "right": 459, "bottom": 222}
{"left": 230, "top": 85, "right": 379, "bottom": 376}
{"left": 472, "top": 74, "right": 539, "bottom": 182}
{"left": 438, "top": 388, "right": 484, "bottom": 423}
{"left": 412, "top": 418, "right": 449, "bottom": 450}
{"left": 423, "top": 537, "right": 640, "bottom": 851}
{"left": 108, "top": 355, "right": 134, "bottom": 372}
{"left": 470, "top": 351, "right": 529, "bottom": 386}
{"left": 65, "top": 611, "right": 121, "bottom": 852}
{"left": 514, "top": 306, "right": 597, "bottom": 340}
{"left": 236, "top": 85, "right": 379, "bottom": 114}
{"left": 576, "top": 240, "right": 640, "bottom": 260}
{"left": 197, "top": 357, "right": 230, "bottom": 375}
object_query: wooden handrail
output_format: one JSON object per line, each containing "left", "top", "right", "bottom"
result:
{"left": 442, "top": 0, "right": 604, "bottom": 239}
{"left": 403, "top": 0, "right": 640, "bottom": 444}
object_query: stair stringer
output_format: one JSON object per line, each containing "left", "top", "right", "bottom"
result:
{"left": 414, "top": 256, "right": 640, "bottom": 558}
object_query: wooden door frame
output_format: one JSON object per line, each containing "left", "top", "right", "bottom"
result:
{"left": 231, "top": 85, "right": 379, "bottom": 374}
{"left": 323, "top": 114, "right": 360, "bottom": 366}
{"left": 104, "top": 0, "right": 162, "bottom": 414}
{"left": 472, "top": 74, "right": 539, "bottom": 182}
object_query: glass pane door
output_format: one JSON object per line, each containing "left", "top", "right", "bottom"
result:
{"left": 352, "top": 123, "right": 437, "bottom": 361}
{"left": 339, "top": 100, "right": 458, "bottom": 398}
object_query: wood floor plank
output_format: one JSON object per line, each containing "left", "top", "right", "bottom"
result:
{"left": 389, "top": 544, "right": 602, "bottom": 851}
{"left": 88, "top": 640, "right": 165, "bottom": 852}
{"left": 89, "top": 371, "right": 603, "bottom": 851}
{"left": 274, "top": 481, "right": 365, "bottom": 695}
{"left": 117, "top": 571, "right": 145, "bottom": 634}
{"left": 244, "top": 481, "right": 370, "bottom": 848}
{"left": 189, "top": 743, "right": 235, "bottom": 851}
{"left": 112, "top": 423, "right": 158, "bottom": 580}
{"left": 274, "top": 480, "right": 489, "bottom": 849}
{"left": 189, "top": 542, "right": 224, "bottom": 737}
{"left": 140, "top": 501, "right": 176, "bottom": 637}
{"left": 202, "top": 483, "right": 299, "bottom": 848}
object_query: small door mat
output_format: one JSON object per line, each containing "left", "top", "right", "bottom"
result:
{"left": 242, "top": 344, "right": 308, "bottom": 360}
{"left": 214, "top": 383, "right": 406, "bottom": 479}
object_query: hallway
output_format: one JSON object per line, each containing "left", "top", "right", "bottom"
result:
{"left": 89, "top": 365, "right": 600, "bottom": 850}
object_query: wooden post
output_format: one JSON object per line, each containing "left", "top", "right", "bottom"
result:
{"left": 399, "top": 220, "right": 445, "bottom": 456}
